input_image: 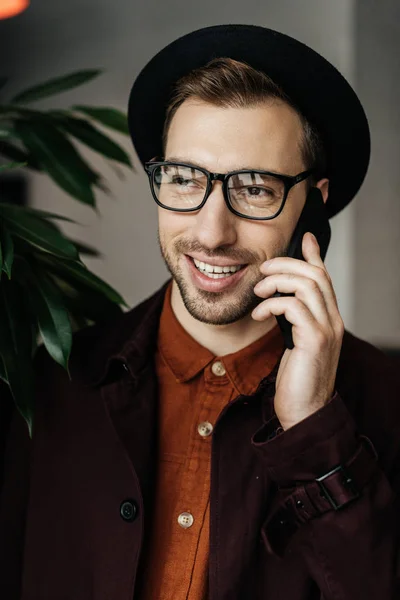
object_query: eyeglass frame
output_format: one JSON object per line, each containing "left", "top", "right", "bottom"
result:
{"left": 144, "top": 159, "right": 315, "bottom": 221}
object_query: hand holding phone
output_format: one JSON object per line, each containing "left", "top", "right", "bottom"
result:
{"left": 274, "top": 187, "right": 331, "bottom": 349}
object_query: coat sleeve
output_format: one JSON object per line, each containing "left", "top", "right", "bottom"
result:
{"left": 252, "top": 369, "right": 400, "bottom": 599}
{"left": 0, "top": 395, "right": 31, "bottom": 600}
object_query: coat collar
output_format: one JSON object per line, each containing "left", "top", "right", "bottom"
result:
{"left": 71, "top": 277, "right": 284, "bottom": 393}
{"left": 70, "top": 280, "right": 171, "bottom": 387}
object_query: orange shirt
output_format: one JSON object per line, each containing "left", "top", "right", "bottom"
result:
{"left": 139, "top": 282, "right": 285, "bottom": 600}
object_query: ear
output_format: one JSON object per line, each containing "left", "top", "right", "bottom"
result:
{"left": 315, "top": 178, "right": 329, "bottom": 204}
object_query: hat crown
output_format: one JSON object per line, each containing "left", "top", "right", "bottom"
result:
{"left": 128, "top": 23, "right": 370, "bottom": 218}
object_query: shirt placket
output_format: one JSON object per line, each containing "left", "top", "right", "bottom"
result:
{"left": 167, "top": 359, "right": 234, "bottom": 600}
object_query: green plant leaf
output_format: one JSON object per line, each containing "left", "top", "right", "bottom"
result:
{"left": 37, "top": 254, "right": 127, "bottom": 306}
{"left": 0, "top": 356, "right": 9, "bottom": 384}
{"left": 0, "top": 279, "right": 34, "bottom": 435}
{"left": 53, "top": 274, "right": 122, "bottom": 326}
{"left": 0, "top": 127, "right": 14, "bottom": 139}
{"left": 0, "top": 161, "right": 26, "bottom": 172}
{"left": 1, "top": 126, "right": 105, "bottom": 190}
{"left": 15, "top": 120, "right": 96, "bottom": 205}
{"left": 58, "top": 116, "right": 132, "bottom": 166}
{"left": 1, "top": 225, "right": 14, "bottom": 278}
{"left": 0, "top": 105, "right": 44, "bottom": 117}
{"left": 0, "top": 206, "right": 79, "bottom": 260}
{"left": 11, "top": 70, "right": 102, "bottom": 104}
{"left": 0, "top": 141, "right": 40, "bottom": 170}
{"left": 0, "top": 203, "right": 78, "bottom": 224}
{"left": 72, "top": 106, "right": 129, "bottom": 134}
{"left": 27, "top": 266, "right": 72, "bottom": 371}
{"left": 25, "top": 219, "right": 101, "bottom": 258}
{"left": 71, "top": 240, "right": 102, "bottom": 258}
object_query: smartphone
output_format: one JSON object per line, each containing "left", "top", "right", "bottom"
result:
{"left": 274, "top": 187, "right": 331, "bottom": 349}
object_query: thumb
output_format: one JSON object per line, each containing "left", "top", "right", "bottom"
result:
{"left": 302, "top": 232, "right": 324, "bottom": 267}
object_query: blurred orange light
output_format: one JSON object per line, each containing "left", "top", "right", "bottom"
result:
{"left": 0, "top": 0, "right": 29, "bottom": 19}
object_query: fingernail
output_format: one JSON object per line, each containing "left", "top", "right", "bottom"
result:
{"left": 309, "top": 232, "right": 318, "bottom": 243}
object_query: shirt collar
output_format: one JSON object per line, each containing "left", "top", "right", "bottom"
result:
{"left": 158, "top": 281, "right": 285, "bottom": 395}
{"left": 157, "top": 282, "right": 215, "bottom": 382}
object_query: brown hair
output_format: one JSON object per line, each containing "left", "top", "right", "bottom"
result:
{"left": 162, "top": 57, "right": 326, "bottom": 182}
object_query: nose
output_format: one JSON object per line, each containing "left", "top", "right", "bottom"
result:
{"left": 192, "top": 181, "right": 237, "bottom": 250}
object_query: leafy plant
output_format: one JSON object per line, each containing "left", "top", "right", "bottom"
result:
{"left": 0, "top": 71, "right": 131, "bottom": 435}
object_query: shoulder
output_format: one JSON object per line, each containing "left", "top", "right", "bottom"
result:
{"left": 339, "top": 330, "right": 396, "bottom": 377}
{"left": 337, "top": 330, "right": 400, "bottom": 450}
{"left": 34, "top": 280, "right": 170, "bottom": 388}
{"left": 337, "top": 329, "right": 399, "bottom": 397}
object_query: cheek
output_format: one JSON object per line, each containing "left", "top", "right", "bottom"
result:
{"left": 158, "top": 210, "right": 196, "bottom": 255}
{"left": 158, "top": 209, "right": 181, "bottom": 236}
{"left": 158, "top": 207, "right": 201, "bottom": 236}
{"left": 240, "top": 223, "right": 288, "bottom": 261}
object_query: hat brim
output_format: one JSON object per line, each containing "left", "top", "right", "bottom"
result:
{"left": 128, "top": 24, "right": 370, "bottom": 219}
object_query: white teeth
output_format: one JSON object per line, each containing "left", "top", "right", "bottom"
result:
{"left": 193, "top": 258, "right": 243, "bottom": 275}
{"left": 206, "top": 273, "right": 229, "bottom": 279}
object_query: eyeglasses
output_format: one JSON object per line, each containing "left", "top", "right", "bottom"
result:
{"left": 144, "top": 159, "right": 314, "bottom": 221}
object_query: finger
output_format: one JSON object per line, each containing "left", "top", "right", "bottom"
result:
{"left": 260, "top": 257, "right": 338, "bottom": 316}
{"left": 254, "top": 273, "right": 331, "bottom": 326}
{"left": 252, "top": 296, "right": 322, "bottom": 348}
{"left": 302, "top": 232, "right": 325, "bottom": 269}
{"left": 302, "top": 236, "right": 340, "bottom": 308}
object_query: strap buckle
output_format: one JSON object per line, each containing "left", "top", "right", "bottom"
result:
{"left": 316, "top": 464, "right": 360, "bottom": 510}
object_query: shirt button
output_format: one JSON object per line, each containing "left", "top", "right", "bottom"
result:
{"left": 177, "top": 512, "right": 194, "bottom": 529}
{"left": 120, "top": 499, "right": 138, "bottom": 522}
{"left": 211, "top": 361, "right": 226, "bottom": 376}
{"left": 198, "top": 421, "right": 213, "bottom": 437}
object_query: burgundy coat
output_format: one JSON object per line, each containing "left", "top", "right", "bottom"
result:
{"left": 1, "top": 280, "right": 400, "bottom": 600}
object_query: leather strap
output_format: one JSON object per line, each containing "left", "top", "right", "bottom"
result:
{"left": 263, "top": 436, "right": 379, "bottom": 555}
{"left": 298, "top": 434, "right": 379, "bottom": 516}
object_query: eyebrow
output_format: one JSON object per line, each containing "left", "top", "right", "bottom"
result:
{"left": 165, "top": 155, "right": 275, "bottom": 173}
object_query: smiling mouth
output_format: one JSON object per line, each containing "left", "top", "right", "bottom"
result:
{"left": 190, "top": 257, "right": 246, "bottom": 279}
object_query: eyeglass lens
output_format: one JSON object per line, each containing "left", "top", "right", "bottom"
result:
{"left": 153, "top": 164, "right": 286, "bottom": 218}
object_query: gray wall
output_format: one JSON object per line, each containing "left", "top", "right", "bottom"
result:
{"left": 353, "top": 0, "right": 400, "bottom": 348}
{"left": 3, "top": 0, "right": 391, "bottom": 344}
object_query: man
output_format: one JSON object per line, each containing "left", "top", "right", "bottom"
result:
{"left": 1, "top": 23, "right": 399, "bottom": 600}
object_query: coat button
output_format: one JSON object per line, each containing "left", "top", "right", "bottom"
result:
{"left": 120, "top": 499, "right": 138, "bottom": 522}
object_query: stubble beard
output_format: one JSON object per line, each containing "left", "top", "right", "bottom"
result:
{"left": 158, "top": 231, "right": 288, "bottom": 326}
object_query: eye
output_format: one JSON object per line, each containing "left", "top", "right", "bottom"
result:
{"left": 171, "top": 175, "right": 202, "bottom": 189}
{"left": 245, "top": 186, "right": 274, "bottom": 196}
{"left": 236, "top": 186, "right": 276, "bottom": 199}
{"left": 172, "top": 176, "right": 192, "bottom": 185}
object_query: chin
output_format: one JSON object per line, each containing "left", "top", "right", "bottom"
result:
{"left": 158, "top": 235, "right": 265, "bottom": 325}
{"left": 174, "top": 268, "right": 262, "bottom": 326}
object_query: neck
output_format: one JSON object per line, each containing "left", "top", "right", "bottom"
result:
{"left": 170, "top": 280, "right": 277, "bottom": 356}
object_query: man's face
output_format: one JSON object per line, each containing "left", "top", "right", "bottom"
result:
{"left": 158, "top": 98, "right": 313, "bottom": 325}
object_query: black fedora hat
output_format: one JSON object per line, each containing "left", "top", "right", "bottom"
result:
{"left": 128, "top": 24, "right": 370, "bottom": 219}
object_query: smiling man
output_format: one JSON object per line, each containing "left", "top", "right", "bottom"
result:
{"left": 1, "top": 24, "right": 400, "bottom": 600}
{"left": 157, "top": 94, "right": 328, "bottom": 346}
